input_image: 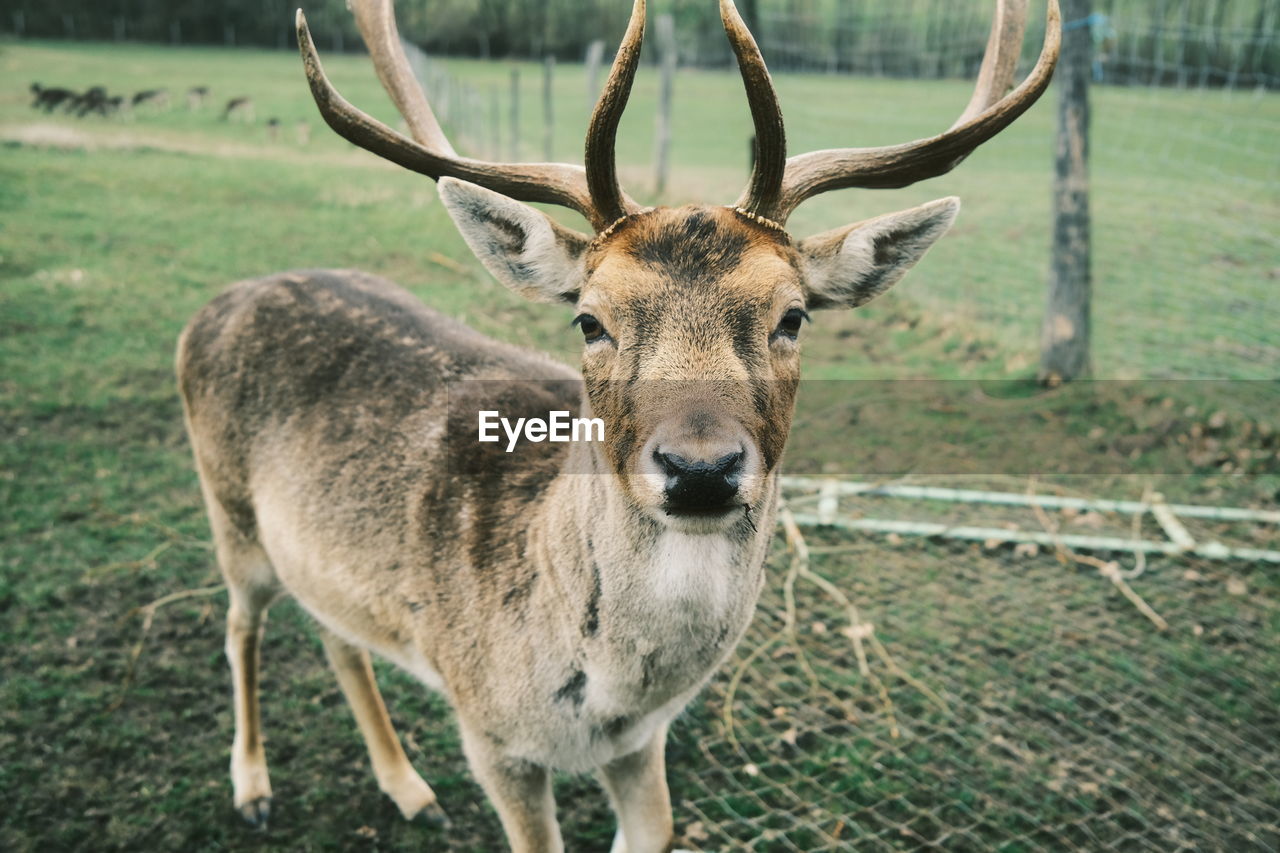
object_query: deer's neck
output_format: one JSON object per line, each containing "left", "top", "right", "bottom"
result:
{"left": 530, "top": 435, "right": 776, "bottom": 687}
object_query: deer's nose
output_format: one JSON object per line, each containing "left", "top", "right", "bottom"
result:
{"left": 655, "top": 449, "right": 744, "bottom": 513}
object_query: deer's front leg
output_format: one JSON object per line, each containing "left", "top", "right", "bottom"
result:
{"left": 461, "top": 727, "right": 563, "bottom": 853}
{"left": 599, "top": 725, "right": 678, "bottom": 853}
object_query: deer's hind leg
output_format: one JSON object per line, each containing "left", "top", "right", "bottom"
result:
{"left": 203, "top": 488, "right": 281, "bottom": 827}
{"left": 315, "top": 626, "right": 448, "bottom": 826}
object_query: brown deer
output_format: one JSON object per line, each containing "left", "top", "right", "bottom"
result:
{"left": 177, "top": 0, "right": 1059, "bottom": 849}
{"left": 221, "top": 95, "right": 255, "bottom": 123}
{"left": 30, "top": 82, "right": 76, "bottom": 112}
{"left": 70, "top": 86, "right": 111, "bottom": 117}
{"left": 131, "top": 87, "right": 170, "bottom": 111}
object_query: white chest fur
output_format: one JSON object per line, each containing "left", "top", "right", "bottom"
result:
{"left": 647, "top": 531, "right": 736, "bottom": 615}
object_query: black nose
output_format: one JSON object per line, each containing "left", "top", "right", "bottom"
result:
{"left": 656, "top": 450, "right": 744, "bottom": 512}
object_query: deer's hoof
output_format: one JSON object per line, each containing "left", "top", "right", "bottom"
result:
{"left": 413, "top": 800, "right": 450, "bottom": 829}
{"left": 237, "top": 796, "right": 272, "bottom": 829}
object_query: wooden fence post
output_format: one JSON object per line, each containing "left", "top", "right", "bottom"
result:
{"left": 1039, "top": 0, "right": 1092, "bottom": 385}
{"left": 490, "top": 85, "right": 501, "bottom": 160}
{"left": 509, "top": 67, "right": 520, "bottom": 161}
{"left": 654, "top": 14, "right": 677, "bottom": 195}
{"left": 584, "top": 40, "right": 605, "bottom": 110}
{"left": 543, "top": 56, "right": 555, "bottom": 161}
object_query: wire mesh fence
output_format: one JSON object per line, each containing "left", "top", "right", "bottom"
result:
{"left": 11, "top": 1, "right": 1277, "bottom": 88}
{"left": 9, "top": 475, "right": 1272, "bottom": 850}
{"left": 653, "top": 486, "right": 1278, "bottom": 850}
{"left": 753, "top": 0, "right": 1278, "bottom": 88}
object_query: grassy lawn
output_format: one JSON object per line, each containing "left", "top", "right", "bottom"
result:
{"left": 1, "top": 38, "right": 1277, "bottom": 851}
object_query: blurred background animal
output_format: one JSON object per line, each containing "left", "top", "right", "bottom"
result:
{"left": 29, "top": 82, "right": 75, "bottom": 112}
{"left": 131, "top": 88, "right": 169, "bottom": 111}
{"left": 186, "top": 85, "right": 209, "bottom": 110}
{"left": 71, "top": 86, "right": 113, "bottom": 117}
{"left": 220, "top": 95, "right": 254, "bottom": 122}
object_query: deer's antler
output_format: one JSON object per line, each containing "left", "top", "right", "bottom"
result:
{"left": 730, "top": 0, "right": 1062, "bottom": 224}
{"left": 296, "top": 0, "right": 644, "bottom": 232}
{"left": 585, "top": 0, "right": 647, "bottom": 227}
{"left": 301, "top": 0, "right": 1058, "bottom": 233}
{"left": 720, "top": 0, "right": 787, "bottom": 219}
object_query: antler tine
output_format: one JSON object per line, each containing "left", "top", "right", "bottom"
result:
{"left": 760, "top": 0, "right": 1061, "bottom": 223}
{"left": 954, "top": 0, "right": 1030, "bottom": 129}
{"left": 297, "top": 7, "right": 638, "bottom": 231}
{"left": 348, "top": 0, "right": 454, "bottom": 155}
{"left": 584, "top": 0, "right": 647, "bottom": 227}
{"left": 721, "top": 0, "right": 786, "bottom": 218}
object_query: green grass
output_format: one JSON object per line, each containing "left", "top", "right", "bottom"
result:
{"left": 1, "top": 39, "right": 1277, "bottom": 851}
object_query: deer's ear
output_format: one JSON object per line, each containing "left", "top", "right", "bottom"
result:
{"left": 438, "top": 178, "right": 590, "bottom": 304}
{"left": 798, "top": 197, "right": 960, "bottom": 309}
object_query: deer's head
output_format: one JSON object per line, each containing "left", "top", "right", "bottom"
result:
{"left": 298, "top": 0, "right": 1060, "bottom": 531}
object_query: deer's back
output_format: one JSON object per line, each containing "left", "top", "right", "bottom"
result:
{"left": 177, "top": 267, "right": 578, "bottom": 567}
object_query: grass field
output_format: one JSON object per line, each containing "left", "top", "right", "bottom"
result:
{"left": 1, "top": 38, "right": 1277, "bottom": 851}
{"left": 5, "top": 38, "right": 1277, "bottom": 379}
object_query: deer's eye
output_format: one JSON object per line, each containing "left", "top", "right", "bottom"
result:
{"left": 772, "top": 308, "right": 810, "bottom": 342}
{"left": 572, "top": 313, "right": 610, "bottom": 344}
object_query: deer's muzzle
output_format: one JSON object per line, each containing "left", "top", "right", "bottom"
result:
{"left": 656, "top": 449, "right": 745, "bottom": 515}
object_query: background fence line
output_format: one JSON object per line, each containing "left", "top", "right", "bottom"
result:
{"left": 7, "top": 0, "right": 1278, "bottom": 90}
{"left": 752, "top": 0, "right": 1277, "bottom": 89}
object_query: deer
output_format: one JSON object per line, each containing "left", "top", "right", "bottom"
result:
{"left": 221, "top": 95, "right": 255, "bottom": 123}
{"left": 177, "top": 1, "right": 1059, "bottom": 850}
{"left": 131, "top": 87, "right": 170, "bottom": 111}
{"left": 29, "top": 82, "right": 76, "bottom": 112}
{"left": 70, "top": 86, "right": 114, "bottom": 118}
{"left": 187, "top": 85, "right": 210, "bottom": 111}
